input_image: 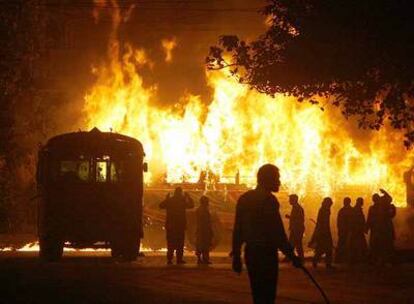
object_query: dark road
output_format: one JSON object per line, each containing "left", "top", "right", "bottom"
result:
{"left": 0, "top": 252, "right": 413, "bottom": 304}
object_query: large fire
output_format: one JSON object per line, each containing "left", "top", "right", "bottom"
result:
{"left": 83, "top": 2, "right": 413, "bottom": 206}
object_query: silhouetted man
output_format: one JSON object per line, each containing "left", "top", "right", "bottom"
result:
{"left": 366, "top": 189, "right": 396, "bottom": 265}
{"left": 159, "top": 187, "right": 194, "bottom": 264}
{"left": 286, "top": 194, "right": 305, "bottom": 261}
{"left": 232, "top": 164, "right": 301, "bottom": 304}
{"left": 404, "top": 167, "right": 414, "bottom": 207}
{"left": 335, "top": 197, "right": 353, "bottom": 263}
{"left": 379, "top": 189, "right": 396, "bottom": 264}
{"left": 195, "top": 196, "right": 214, "bottom": 264}
{"left": 349, "top": 197, "right": 367, "bottom": 263}
{"left": 366, "top": 193, "right": 382, "bottom": 263}
{"left": 309, "top": 197, "right": 334, "bottom": 268}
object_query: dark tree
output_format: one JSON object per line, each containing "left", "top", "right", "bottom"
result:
{"left": 0, "top": 0, "right": 49, "bottom": 231}
{"left": 207, "top": 0, "right": 414, "bottom": 147}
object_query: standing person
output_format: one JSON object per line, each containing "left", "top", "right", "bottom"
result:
{"left": 309, "top": 197, "right": 334, "bottom": 268}
{"left": 159, "top": 187, "right": 194, "bottom": 264}
{"left": 195, "top": 195, "right": 214, "bottom": 264}
{"left": 366, "top": 189, "right": 397, "bottom": 265}
{"left": 286, "top": 194, "right": 305, "bottom": 261}
{"left": 232, "top": 164, "right": 302, "bottom": 304}
{"left": 379, "top": 189, "right": 396, "bottom": 264}
{"left": 349, "top": 197, "right": 368, "bottom": 264}
{"left": 366, "top": 193, "right": 382, "bottom": 263}
{"left": 404, "top": 167, "right": 414, "bottom": 207}
{"left": 335, "top": 197, "right": 353, "bottom": 263}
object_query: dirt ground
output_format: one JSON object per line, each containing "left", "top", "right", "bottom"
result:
{"left": 0, "top": 251, "right": 413, "bottom": 304}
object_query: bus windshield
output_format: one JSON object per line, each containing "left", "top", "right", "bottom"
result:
{"left": 58, "top": 156, "right": 127, "bottom": 183}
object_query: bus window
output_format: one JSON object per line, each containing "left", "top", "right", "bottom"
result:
{"left": 110, "top": 161, "right": 129, "bottom": 182}
{"left": 60, "top": 161, "right": 90, "bottom": 182}
{"left": 96, "top": 161, "right": 108, "bottom": 182}
{"left": 110, "top": 162, "right": 119, "bottom": 182}
{"left": 78, "top": 162, "right": 90, "bottom": 181}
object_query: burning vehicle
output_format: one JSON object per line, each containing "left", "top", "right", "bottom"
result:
{"left": 36, "top": 128, "right": 146, "bottom": 261}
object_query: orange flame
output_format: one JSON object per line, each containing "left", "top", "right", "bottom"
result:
{"left": 83, "top": 4, "right": 413, "bottom": 207}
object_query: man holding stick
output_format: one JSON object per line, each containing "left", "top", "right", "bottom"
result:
{"left": 232, "top": 164, "right": 302, "bottom": 304}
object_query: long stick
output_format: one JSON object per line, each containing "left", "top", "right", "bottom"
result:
{"left": 300, "top": 265, "right": 330, "bottom": 304}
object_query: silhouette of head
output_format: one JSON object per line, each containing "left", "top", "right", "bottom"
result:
{"left": 174, "top": 187, "right": 183, "bottom": 197}
{"left": 343, "top": 197, "right": 351, "bottom": 207}
{"left": 322, "top": 197, "right": 333, "bottom": 209}
{"left": 289, "top": 194, "right": 298, "bottom": 205}
{"left": 356, "top": 197, "right": 364, "bottom": 208}
{"left": 257, "top": 164, "right": 280, "bottom": 192}
{"left": 200, "top": 195, "right": 209, "bottom": 207}
{"left": 372, "top": 193, "right": 380, "bottom": 204}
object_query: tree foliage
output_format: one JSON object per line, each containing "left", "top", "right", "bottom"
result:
{"left": 0, "top": 0, "right": 48, "bottom": 231}
{"left": 207, "top": 0, "right": 414, "bottom": 147}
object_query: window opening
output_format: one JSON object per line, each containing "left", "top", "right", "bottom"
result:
{"left": 60, "top": 160, "right": 90, "bottom": 182}
{"left": 96, "top": 161, "right": 108, "bottom": 182}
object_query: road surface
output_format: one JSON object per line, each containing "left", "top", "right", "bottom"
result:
{"left": 0, "top": 251, "right": 412, "bottom": 304}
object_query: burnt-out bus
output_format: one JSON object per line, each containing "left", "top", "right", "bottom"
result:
{"left": 36, "top": 128, "right": 146, "bottom": 261}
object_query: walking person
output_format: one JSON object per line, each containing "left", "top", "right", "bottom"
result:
{"left": 309, "top": 197, "right": 334, "bottom": 269}
{"left": 366, "top": 193, "right": 382, "bottom": 264}
{"left": 232, "top": 164, "right": 302, "bottom": 304}
{"left": 159, "top": 187, "right": 194, "bottom": 264}
{"left": 379, "top": 189, "right": 396, "bottom": 265}
{"left": 335, "top": 197, "right": 353, "bottom": 263}
{"left": 349, "top": 197, "right": 368, "bottom": 264}
{"left": 286, "top": 194, "right": 305, "bottom": 261}
{"left": 366, "top": 189, "right": 397, "bottom": 265}
{"left": 195, "top": 195, "right": 214, "bottom": 264}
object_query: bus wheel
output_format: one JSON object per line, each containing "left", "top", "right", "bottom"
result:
{"left": 123, "top": 236, "right": 139, "bottom": 261}
{"left": 111, "top": 240, "right": 138, "bottom": 261}
{"left": 39, "top": 237, "right": 63, "bottom": 262}
{"left": 123, "top": 243, "right": 138, "bottom": 261}
{"left": 110, "top": 243, "right": 122, "bottom": 258}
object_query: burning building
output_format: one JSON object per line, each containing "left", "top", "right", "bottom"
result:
{"left": 75, "top": 1, "right": 414, "bottom": 250}
{"left": 4, "top": 1, "right": 412, "bottom": 249}
{"left": 84, "top": 3, "right": 411, "bottom": 200}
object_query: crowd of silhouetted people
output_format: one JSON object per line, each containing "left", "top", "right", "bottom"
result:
{"left": 159, "top": 188, "right": 214, "bottom": 265}
{"left": 158, "top": 185, "right": 397, "bottom": 268}
{"left": 157, "top": 164, "right": 399, "bottom": 304}
{"left": 304, "top": 189, "right": 396, "bottom": 268}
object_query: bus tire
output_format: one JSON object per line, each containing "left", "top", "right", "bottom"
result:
{"left": 123, "top": 247, "right": 138, "bottom": 261}
{"left": 111, "top": 239, "right": 138, "bottom": 261}
{"left": 110, "top": 243, "right": 122, "bottom": 258}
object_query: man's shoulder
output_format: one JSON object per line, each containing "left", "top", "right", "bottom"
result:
{"left": 238, "top": 189, "right": 276, "bottom": 199}
{"left": 239, "top": 189, "right": 256, "bottom": 200}
{"left": 296, "top": 204, "right": 304, "bottom": 211}
{"left": 368, "top": 205, "right": 378, "bottom": 212}
{"left": 238, "top": 189, "right": 279, "bottom": 208}
{"left": 162, "top": 197, "right": 171, "bottom": 204}
{"left": 237, "top": 190, "right": 255, "bottom": 208}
